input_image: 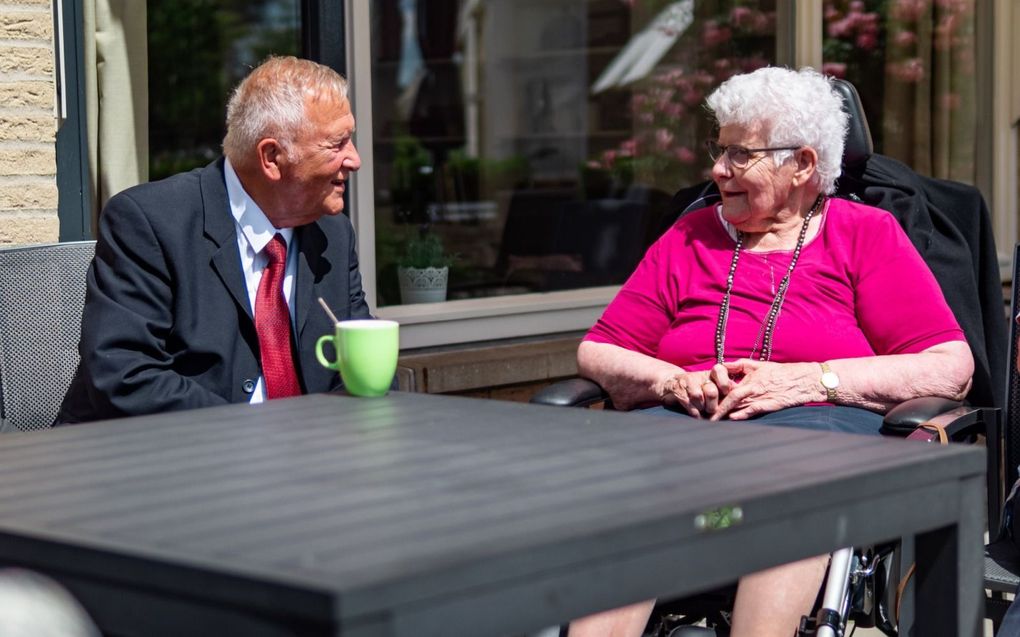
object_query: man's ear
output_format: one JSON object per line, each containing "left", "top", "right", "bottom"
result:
{"left": 256, "top": 138, "right": 285, "bottom": 181}
{"left": 791, "top": 146, "right": 818, "bottom": 188}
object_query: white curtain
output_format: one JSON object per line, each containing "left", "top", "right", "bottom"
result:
{"left": 83, "top": 0, "right": 148, "bottom": 220}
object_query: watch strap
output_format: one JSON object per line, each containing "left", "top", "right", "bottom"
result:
{"left": 820, "top": 362, "right": 838, "bottom": 402}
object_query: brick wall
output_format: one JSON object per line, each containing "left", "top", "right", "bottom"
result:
{"left": 0, "top": 0, "right": 59, "bottom": 244}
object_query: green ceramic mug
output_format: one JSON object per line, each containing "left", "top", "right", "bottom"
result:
{"left": 315, "top": 319, "right": 399, "bottom": 397}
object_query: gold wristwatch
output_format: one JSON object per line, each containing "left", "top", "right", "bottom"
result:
{"left": 820, "top": 362, "right": 839, "bottom": 403}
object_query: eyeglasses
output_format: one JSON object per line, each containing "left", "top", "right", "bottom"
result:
{"left": 705, "top": 140, "right": 801, "bottom": 169}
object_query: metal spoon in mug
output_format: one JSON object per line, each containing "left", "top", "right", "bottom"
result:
{"left": 317, "top": 297, "right": 340, "bottom": 324}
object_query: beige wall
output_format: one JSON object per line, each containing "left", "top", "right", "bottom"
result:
{"left": 0, "top": 0, "right": 59, "bottom": 245}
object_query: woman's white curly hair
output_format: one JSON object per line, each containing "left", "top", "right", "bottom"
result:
{"left": 705, "top": 66, "right": 849, "bottom": 194}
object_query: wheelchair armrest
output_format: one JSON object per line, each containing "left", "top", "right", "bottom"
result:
{"left": 879, "top": 396, "right": 964, "bottom": 436}
{"left": 530, "top": 378, "right": 610, "bottom": 408}
{"left": 883, "top": 400, "right": 1003, "bottom": 533}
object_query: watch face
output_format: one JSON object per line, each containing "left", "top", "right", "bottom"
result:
{"left": 821, "top": 372, "right": 839, "bottom": 389}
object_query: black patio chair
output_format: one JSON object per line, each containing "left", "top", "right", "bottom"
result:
{"left": 530, "top": 79, "right": 1005, "bottom": 635}
{"left": 0, "top": 241, "right": 95, "bottom": 432}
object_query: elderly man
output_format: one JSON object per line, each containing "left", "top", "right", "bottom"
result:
{"left": 57, "top": 56, "right": 369, "bottom": 424}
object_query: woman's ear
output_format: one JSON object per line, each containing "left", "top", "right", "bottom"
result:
{"left": 791, "top": 146, "right": 819, "bottom": 188}
{"left": 256, "top": 138, "right": 284, "bottom": 181}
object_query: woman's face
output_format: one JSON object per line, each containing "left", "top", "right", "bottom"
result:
{"left": 710, "top": 123, "right": 799, "bottom": 233}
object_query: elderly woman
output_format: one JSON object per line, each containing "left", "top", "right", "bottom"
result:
{"left": 570, "top": 67, "right": 973, "bottom": 637}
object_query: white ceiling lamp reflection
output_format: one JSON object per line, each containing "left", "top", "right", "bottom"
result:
{"left": 591, "top": 0, "right": 694, "bottom": 94}
{"left": 396, "top": 0, "right": 426, "bottom": 120}
{"left": 397, "top": 0, "right": 424, "bottom": 89}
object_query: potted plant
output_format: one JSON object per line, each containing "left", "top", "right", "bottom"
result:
{"left": 397, "top": 228, "right": 455, "bottom": 304}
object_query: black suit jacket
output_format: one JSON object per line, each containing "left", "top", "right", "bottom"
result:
{"left": 837, "top": 154, "right": 1007, "bottom": 412}
{"left": 57, "top": 159, "right": 371, "bottom": 424}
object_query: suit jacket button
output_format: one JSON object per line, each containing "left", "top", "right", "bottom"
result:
{"left": 242, "top": 379, "right": 256, "bottom": 394}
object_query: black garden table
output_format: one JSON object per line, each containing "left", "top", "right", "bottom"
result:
{"left": 0, "top": 392, "right": 984, "bottom": 636}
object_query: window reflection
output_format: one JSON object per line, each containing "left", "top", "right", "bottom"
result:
{"left": 371, "top": 0, "right": 777, "bottom": 306}
{"left": 148, "top": 0, "right": 300, "bottom": 180}
{"left": 821, "top": 0, "right": 976, "bottom": 182}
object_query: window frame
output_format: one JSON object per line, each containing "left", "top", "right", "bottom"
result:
{"left": 55, "top": 0, "right": 92, "bottom": 242}
{"left": 303, "top": 0, "right": 346, "bottom": 72}
{"left": 988, "top": 0, "right": 1017, "bottom": 271}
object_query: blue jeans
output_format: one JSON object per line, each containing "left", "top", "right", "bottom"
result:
{"left": 1001, "top": 589, "right": 1020, "bottom": 633}
{"left": 640, "top": 405, "right": 885, "bottom": 436}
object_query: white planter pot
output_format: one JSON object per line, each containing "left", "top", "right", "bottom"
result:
{"left": 398, "top": 266, "right": 449, "bottom": 304}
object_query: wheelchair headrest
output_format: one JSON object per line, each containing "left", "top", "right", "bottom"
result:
{"left": 831, "top": 79, "right": 873, "bottom": 168}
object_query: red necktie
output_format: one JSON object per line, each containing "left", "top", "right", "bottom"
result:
{"left": 255, "top": 235, "right": 301, "bottom": 398}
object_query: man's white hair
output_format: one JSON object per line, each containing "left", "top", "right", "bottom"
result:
{"left": 222, "top": 56, "right": 349, "bottom": 166}
{"left": 705, "top": 66, "right": 849, "bottom": 194}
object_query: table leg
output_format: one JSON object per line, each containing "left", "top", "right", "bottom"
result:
{"left": 913, "top": 474, "right": 984, "bottom": 637}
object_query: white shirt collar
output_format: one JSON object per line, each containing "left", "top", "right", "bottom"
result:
{"left": 715, "top": 204, "right": 739, "bottom": 241}
{"left": 224, "top": 159, "right": 294, "bottom": 252}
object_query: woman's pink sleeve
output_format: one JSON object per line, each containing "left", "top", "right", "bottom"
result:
{"left": 852, "top": 213, "right": 965, "bottom": 354}
{"left": 584, "top": 236, "right": 676, "bottom": 357}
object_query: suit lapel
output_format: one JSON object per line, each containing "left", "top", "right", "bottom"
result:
{"left": 201, "top": 159, "right": 253, "bottom": 321}
{"left": 295, "top": 221, "right": 328, "bottom": 339}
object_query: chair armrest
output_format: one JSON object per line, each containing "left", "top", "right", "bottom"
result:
{"left": 880, "top": 397, "right": 964, "bottom": 436}
{"left": 530, "top": 378, "right": 609, "bottom": 408}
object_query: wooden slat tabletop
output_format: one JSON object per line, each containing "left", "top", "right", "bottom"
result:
{"left": 0, "top": 392, "right": 985, "bottom": 636}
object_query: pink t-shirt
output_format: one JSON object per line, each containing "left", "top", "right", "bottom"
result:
{"left": 585, "top": 198, "right": 964, "bottom": 370}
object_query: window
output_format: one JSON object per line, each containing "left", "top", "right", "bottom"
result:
{"left": 354, "top": 0, "right": 779, "bottom": 345}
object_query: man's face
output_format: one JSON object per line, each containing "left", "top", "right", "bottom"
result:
{"left": 273, "top": 96, "right": 360, "bottom": 227}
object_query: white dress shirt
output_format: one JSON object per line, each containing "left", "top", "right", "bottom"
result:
{"left": 224, "top": 159, "right": 297, "bottom": 404}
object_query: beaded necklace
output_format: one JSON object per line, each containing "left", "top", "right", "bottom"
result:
{"left": 714, "top": 194, "right": 825, "bottom": 364}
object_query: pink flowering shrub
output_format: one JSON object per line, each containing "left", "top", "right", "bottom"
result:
{"left": 822, "top": 0, "right": 882, "bottom": 80}
{"left": 822, "top": 0, "right": 974, "bottom": 160}
{"left": 592, "top": 2, "right": 776, "bottom": 193}
{"left": 824, "top": 0, "right": 973, "bottom": 93}
{"left": 593, "top": 0, "right": 975, "bottom": 191}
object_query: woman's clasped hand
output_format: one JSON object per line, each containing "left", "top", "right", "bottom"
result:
{"left": 659, "top": 360, "right": 823, "bottom": 421}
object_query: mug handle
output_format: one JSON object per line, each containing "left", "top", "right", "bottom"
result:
{"left": 315, "top": 334, "right": 341, "bottom": 370}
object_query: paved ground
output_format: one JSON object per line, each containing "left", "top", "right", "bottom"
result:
{"left": 854, "top": 619, "right": 994, "bottom": 636}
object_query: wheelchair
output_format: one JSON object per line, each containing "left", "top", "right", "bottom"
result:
{"left": 531, "top": 79, "right": 1005, "bottom": 636}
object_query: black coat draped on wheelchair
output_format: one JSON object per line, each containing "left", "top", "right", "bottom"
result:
{"left": 531, "top": 79, "right": 1009, "bottom": 636}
